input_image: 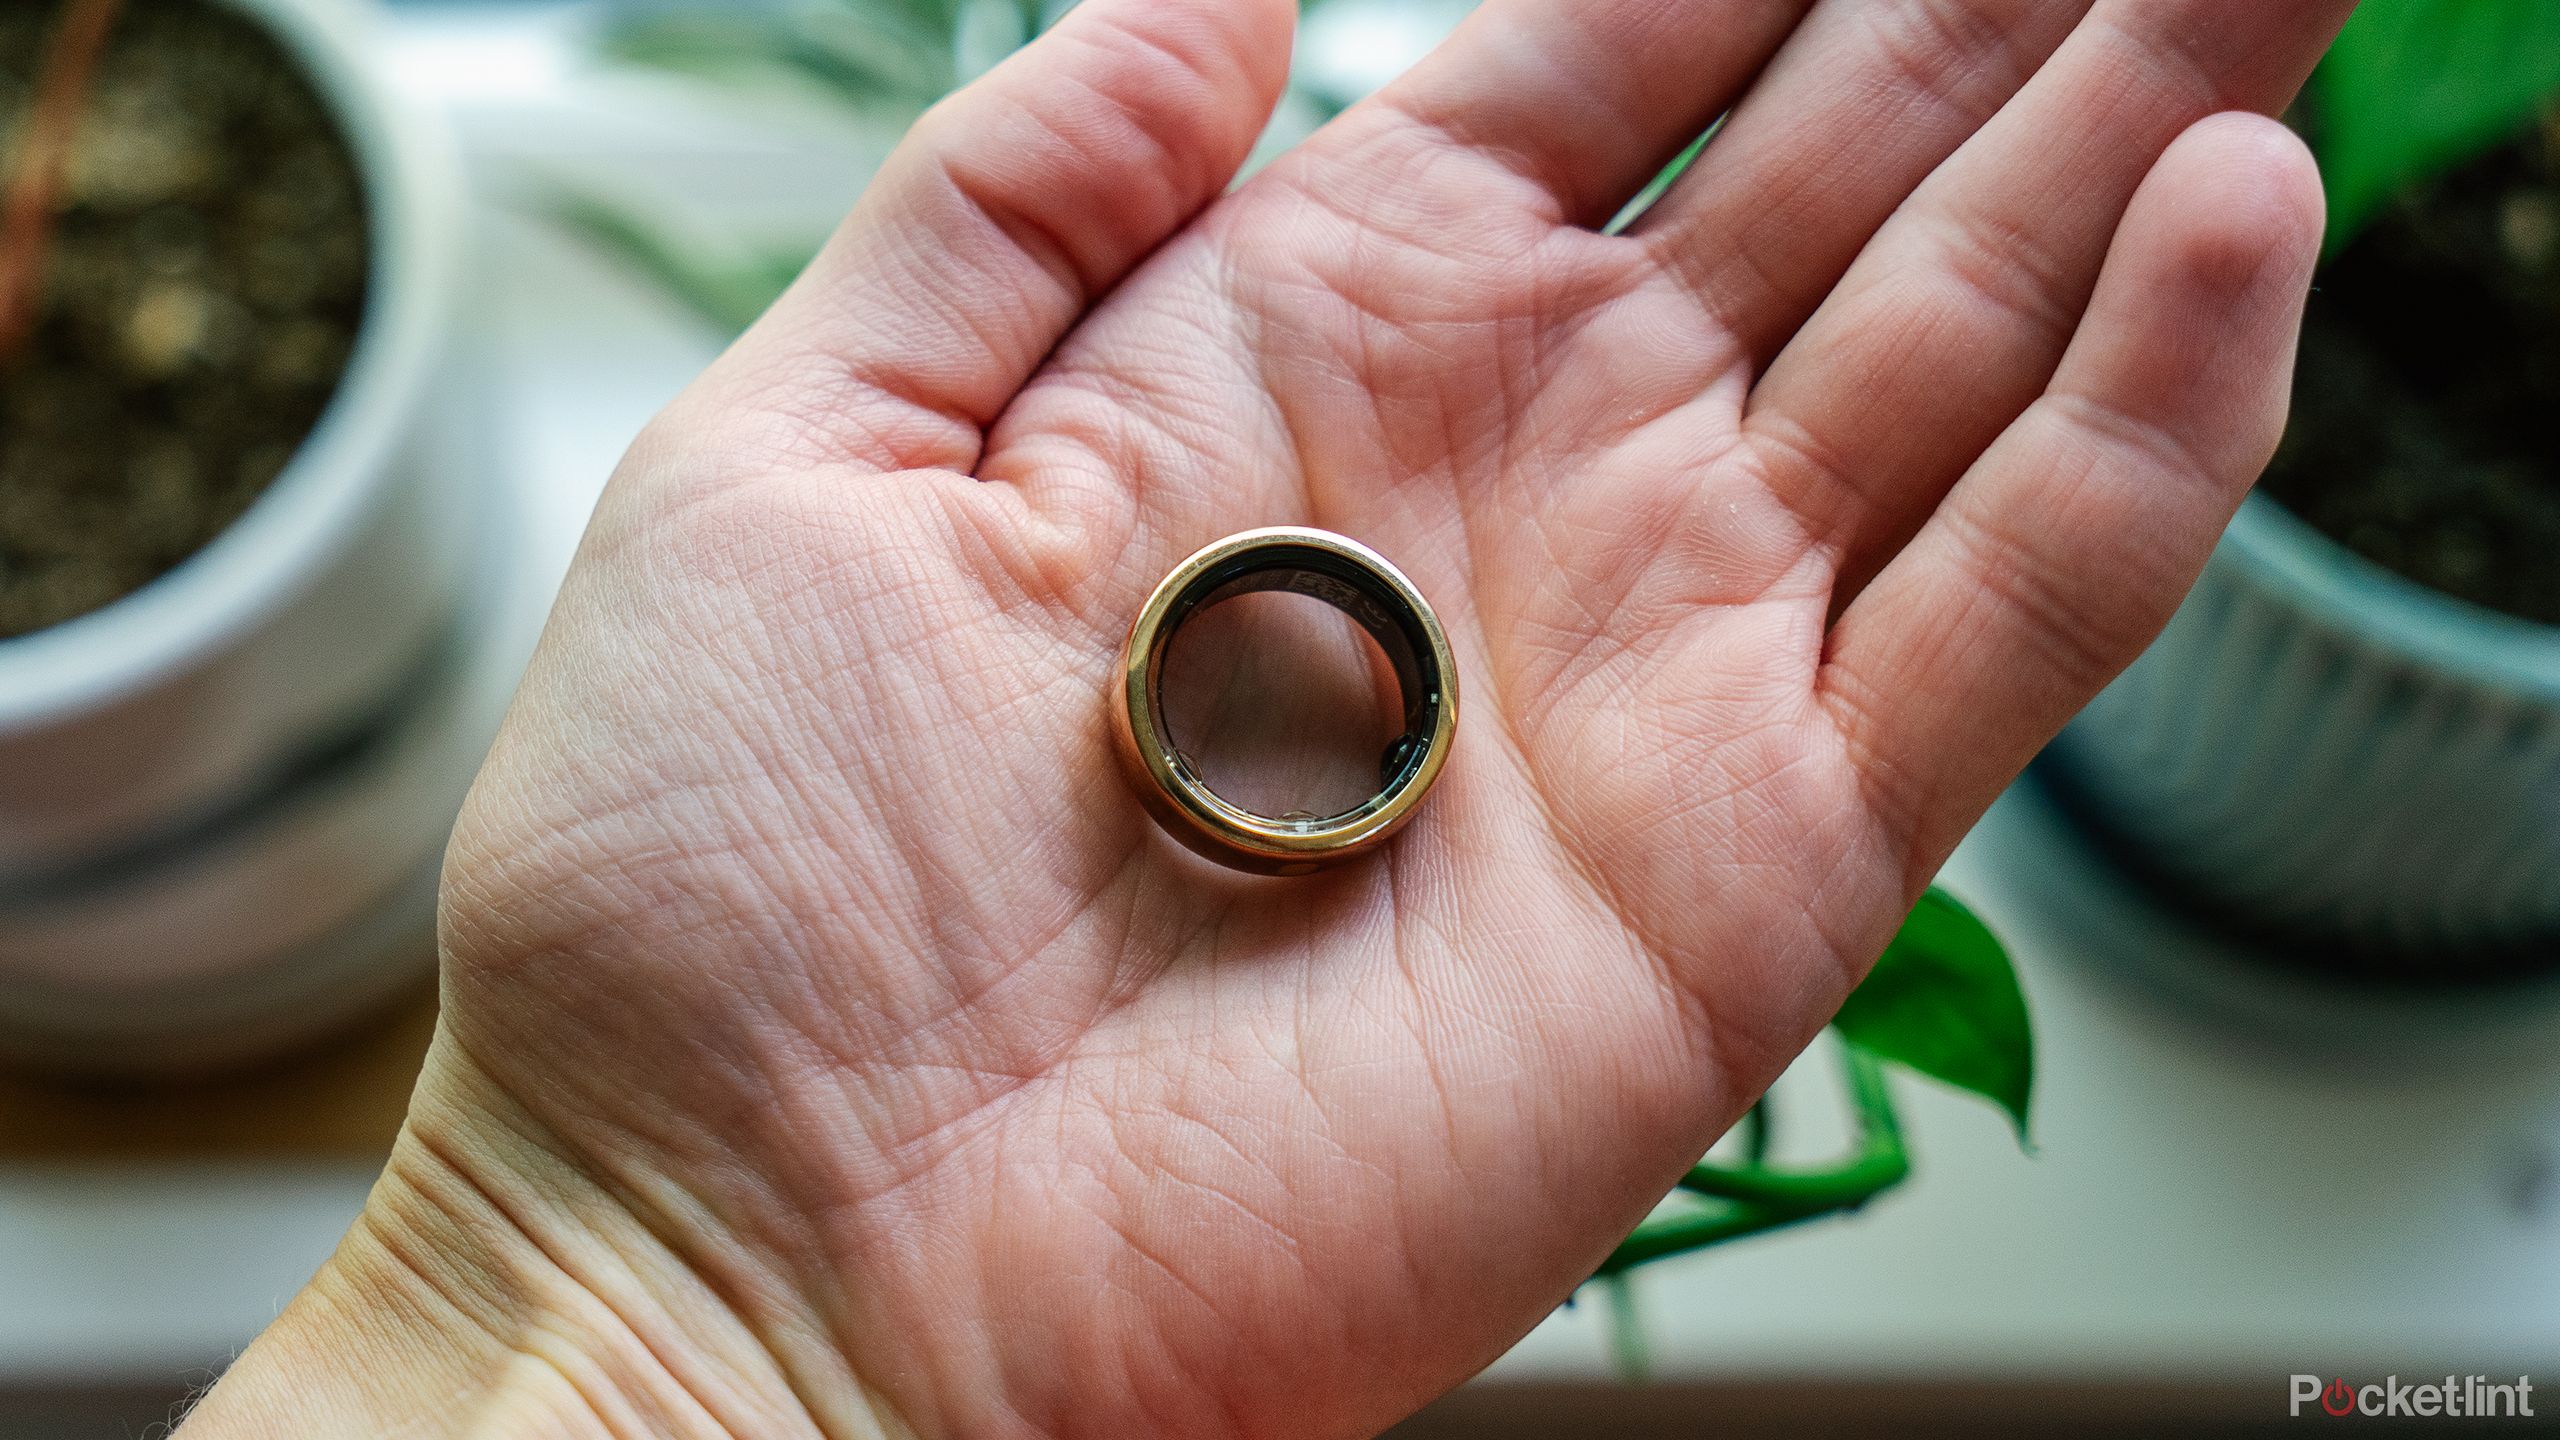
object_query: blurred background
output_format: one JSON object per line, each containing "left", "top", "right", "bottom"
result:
{"left": 1, "top": 0, "right": 2556, "bottom": 1434}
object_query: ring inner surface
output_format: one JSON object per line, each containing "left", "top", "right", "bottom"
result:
{"left": 1148, "top": 543, "right": 1443, "bottom": 829}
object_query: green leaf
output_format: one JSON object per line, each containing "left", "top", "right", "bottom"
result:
{"left": 1831, "top": 888, "right": 2032, "bottom": 1143}
{"left": 539, "top": 189, "right": 819, "bottom": 336}
{"left": 2310, "top": 0, "right": 2560, "bottom": 254}
{"left": 603, "top": 5, "right": 967, "bottom": 115}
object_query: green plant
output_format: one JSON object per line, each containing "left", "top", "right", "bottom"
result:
{"left": 545, "top": 0, "right": 1011, "bottom": 335}
{"left": 2309, "top": 0, "right": 2560, "bottom": 253}
{"left": 558, "top": 0, "right": 1304, "bottom": 334}
{"left": 546, "top": 0, "right": 1030, "bottom": 334}
{"left": 610, "top": 0, "right": 1041, "bottom": 116}
{"left": 1584, "top": 887, "right": 2031, "bottom": 1375}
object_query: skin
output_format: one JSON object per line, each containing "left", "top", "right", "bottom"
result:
{"left": 184, "top": 0, "right": 2354, "bottom": 1436}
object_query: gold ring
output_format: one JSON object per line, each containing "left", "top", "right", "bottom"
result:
{"left": 1111, "top": 527, "right": 1459, "bottom": 875}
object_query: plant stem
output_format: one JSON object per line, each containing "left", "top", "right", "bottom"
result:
{"left": 1738, "top": 1094, "right": 1773, "bottom": 1166}
{"left": 1674, "top": 1048, "right": 1906, "bottom": 1209}
{"left": 1599, "top": 1046, "right": 1908, "bottom": 1277}
{"left": 1602, "top": 1275, "right": 1650, "bottom": 1381}
{"left": 0, "top": 0, "right": 127, "bottom": 365}
{"left": 1595, "top": 1195, "right": 1822, "bottom": 1272}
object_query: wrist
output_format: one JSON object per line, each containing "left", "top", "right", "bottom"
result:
{"left": 182, "top": 1031, "right": 915, "bottom": 1440}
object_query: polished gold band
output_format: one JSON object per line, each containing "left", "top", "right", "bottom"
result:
{"left": 1110, "top": 527, "right": 1460, "bottom": 876}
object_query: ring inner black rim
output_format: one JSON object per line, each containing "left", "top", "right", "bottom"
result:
{"left": 1150, "top": 542, "right": 1446, "bottom": 821}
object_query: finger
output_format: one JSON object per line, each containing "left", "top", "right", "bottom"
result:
{"left": 1373, "top": 0, "right": 1819, "bottom": 226}
{"left": 1632, "top": 0, "right": 2096, "bottom": 363}
{"left": 1738, "top": 0, "right": 2355, "bottom": 590}
{"left": 1819, "top": 114, "right": 2324, "bottom": 879}
{"left": 687, "top": 0, "right": 1296, "bottom": 474}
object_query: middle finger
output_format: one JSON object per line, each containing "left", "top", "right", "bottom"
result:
{"left": 1632, "top": 0, "right": 2096, "bottom": 366}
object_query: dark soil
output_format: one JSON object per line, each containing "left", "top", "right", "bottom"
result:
{"left": 0, "top": 0, "right": 368, "bottom": 641}
{"left": 2264, "top": 109, "right": 2560, "bottom": 627}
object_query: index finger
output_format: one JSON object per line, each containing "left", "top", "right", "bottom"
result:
{"left": 1374, "top": 0, "right": 1818, "bottom": 226}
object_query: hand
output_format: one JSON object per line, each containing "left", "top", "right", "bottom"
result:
{"left": 189, "top": 1, "right": 2348, "bottom": 1435}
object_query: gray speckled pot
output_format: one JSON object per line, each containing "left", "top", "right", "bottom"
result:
{"left": 2045, "top": 493, "right": 2560, "bottom": 976}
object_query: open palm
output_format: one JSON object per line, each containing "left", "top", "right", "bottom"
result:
{"left": 414, "top": 1, "right": 2348, "bottom": 1436}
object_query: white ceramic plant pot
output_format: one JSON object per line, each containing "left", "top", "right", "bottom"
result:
{"left": 0, "top": 0, "right": 472, "bottom": 1070}
{"left": 2046, "top": 493, "right": 2560, "bottom": 978}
